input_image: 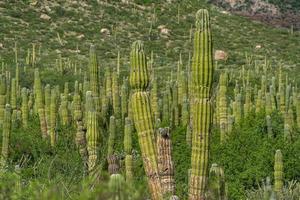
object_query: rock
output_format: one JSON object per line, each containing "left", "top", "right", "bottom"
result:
{"left": 100, "top": 28, "right": 110, "bottom": 35}
{"left": 255, "top": 44, "right": 262, "bottom": 49}
{"left": 40, "top": 13, "right": 51, "bottom": 20}
{"left": 158, "top": 25, "right": 170, "bottom": 38}
{"left": 76, "top": 34, "right": 85, "bottom": 39}
{"left": 215, "top": 50, "right": 228, "bottom": 61}
{"left": 0, "top": 43, "right": 3, "bottom": 49}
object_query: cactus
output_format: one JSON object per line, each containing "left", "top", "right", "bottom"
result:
{"left": 182, "top": 97, "right": 189, "bottom": 127}
{"left": 86, "top": 91, "right": 100, "bottom": 176}
{"left": 124, "top": 117, "right": 133, "bottom": 182}
{"left": 151, "top": 78, "right": 160, "bottom": 123}
{"left": 189, "top": 9, "right": 214, "bottom": 200}
{"left": 107, "top": 116, "right": 118, "bottom": 174}
{"left": 244, "top": 87, "right": 252, "bottom": 116}
{"left": 296, "top": 94, "right": 300, "bottom": 129}
{"left": 50, "top": 89, "right": 57, "bottom": 146}
{"left": 59, "top": 94, "right": 70, "bottom": 126}
{"left": 108, "top": 174, "right": 126, "bottom": 199}
{"left": 266, "top": 115, "right": 273, "bottom": 138}
{"left": 121, "top": 79, "right": 129, "bottom": 122}
{"left": 112, "top": 72, "right": 121, "bottom": 131}
{"left": 162, "top": 91, "right": 170, "bottom": 125}
{"left": 172, "top": 83, "right": 179, "bottom": 127}
{"left": 157, "top": 127, "right": 175, "bottom": 197}
{"left": 10, "top": 78, "right": 17, "bottom": 110}
{"left": 129, "top": 40, "right": 163, "bottom": 200}
{"left": 73, "top": 85, "right": 88, "bottom": 174}
{"left": 0, "top": 75, "right": 6, "bottom": 126}
{"left": 219, "top": 72, "right": 228, "bottom": 143}
{"left": 89, "top": 45, "right": 100, "bottom": 112}
{"left": 274, "top": 150, "right": 283, "bottom": 194}
{"left": 34, "top": 68, "right": 48, "bottom": 138}
{"left": 207, "top": 163, "right": 227, "bottom": 200}
{"left": 233, "top": 93, "right": 242, "bottom": 124}
{"left": 21, "top": 88, "right": 29, "bottom": 128}
{"left": 284, "top": 108, "right": 294, "bottom": 141}
{"left": 44, "top": 84, "right": 51, "bottom": 133}
{"left": 0, "top": 104, "right": 11, "bottom": 169}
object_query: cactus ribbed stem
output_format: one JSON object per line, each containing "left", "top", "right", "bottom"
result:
{"left": 130, "top": 40, "right": 163, "bottom": 200}
{"left": 34, "top": 68, "right": 47, "bottom": 138}
{"left": 50, "top": 89, "right": 57, "bottom": 146}
{"left": 274, "top": 150, "right": 283, "bottom": 193}
{"left": 86, "top": 110, "right": 100, "bottom": 175}
{"left": 0, "top": 104, "right": 11, "bottom": 169}
{"left": 0, "top": 75, "right": 6, "bottom": 126}
{"left": 21, "top": 88, "right": 29, "bottom": 128}
{"left": 219, "top": 72, "right": 228, "bottom": 143}
{"left": 189, "top": 9, "right": 214, "bottom": 200}
{"left": 124, "top": 117, "right": 133, "bottom": 182}
{"left": 151, "top": 78, "right": 160, "bottom": 123}
{"left": 45, "top": 84, "right": 51, "bottom": 133}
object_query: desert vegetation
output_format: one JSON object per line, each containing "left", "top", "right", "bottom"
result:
{"left": 0, "top": 1, "right": 299, "bottom": 200}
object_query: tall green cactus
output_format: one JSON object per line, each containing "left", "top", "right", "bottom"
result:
{"left": 151, "top": 77, "right": 160, "bottom": 123}
{"left": 107, "top": 115, "right": 116, "bottom": 158}
{"left": 189, "top": 9, "right": 214, "bottom": 200}
{"left": 50, "top": 89, "right": 57, "bottom": 146}
{"left": 21, "top": 88, "right": 29, "bottom": 128}
{"left": 274, "top": 150, "right": 283, "bottom": 194}
{"left": 89, "top": 45, "right": 100, "bottom": 112}
{"left": 86, "top": 91, "right": 100, "bottom": 176}
{"left": 44, "top": 84, "right": 51, "bottom": 133}
{"left": 0, "top": 104, "right": 11, "bottom": 169}
{"left": 34, "top": 68, "right": 47, "bottom": 138}
{"left": 0, "top": 75, "right": 6, "bottom": 126}
{"left": 219, "top": 72, "right": 228, "bottom": 143}
{"left": 124, "top": 117, "right": 133, "bottom": 183}
{"left": 130, "top": 40, "right": 163, "bottom": 200}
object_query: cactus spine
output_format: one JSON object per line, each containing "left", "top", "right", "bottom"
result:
{"left": 130, "top": 40, "right": 163, "bottom": 200}
{"left": 274, "top": 150, "right": 283, "bottom": 194}
{"left": 189, "top": 9, "right": 214, "bottom": 200}
{"left": 0, "top": 104, "right": 11, "bottom": 169}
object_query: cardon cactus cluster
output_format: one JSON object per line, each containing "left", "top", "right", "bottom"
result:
{"left": 189, "top": 9, "right": 214, "bottom": 200}
{"left": 129, "top": 40, "right": 163, "bottom": 200}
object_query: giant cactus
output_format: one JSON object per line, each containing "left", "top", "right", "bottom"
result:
{"left": 219, "top": 72, "right": 228, "bottom": 143}
{"left": 274, "top": 150, "right": 283, "bottom": 194}
{"left": 130, "top": 40, "right": 163, "bottom": 200}
{"left": 34, "top": 68, "right": 47, "bottom": 138}
{"left": 21, "top": 88, "right": 29, "bottom": 128}
{"left": 0, "top": 104, "right": 11, "bottom": 169}
{"left": 107, "top": 116, "right": 119, "bottom": 174}
{"left": 189, "top": 9, "right": 214, "bottom": 200}
{"left": 86, "top": 91, "right": 100, "bottom": 176}
{"left": 124, "top": 117, "right": 133, "bottom": 183}
{"left": 50, "top": 89, "right": 57, "bottom": 146}
{"left": 0, "top": 75, "right": 6, "bottom": 126}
